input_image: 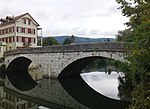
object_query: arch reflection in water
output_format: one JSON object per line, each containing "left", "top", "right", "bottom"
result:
{"left": 5, "top": 75, "right": 129, "bottom": 109}
{"left": 59, "top": 75, "right": 129, "bottom": 109}
{"left": 6, "top": 57, "right": 42, "bottom": 91}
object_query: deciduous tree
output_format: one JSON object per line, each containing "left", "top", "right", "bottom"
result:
{"left": 43, "top": 37, "right": 59, "bottom": 46}
{"left": 116, "top": 0, "right": 150, "bottom": 108}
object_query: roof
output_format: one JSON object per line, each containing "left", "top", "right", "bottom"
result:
{"left": 0, "top": 13, "right": 40, "bottom": 26}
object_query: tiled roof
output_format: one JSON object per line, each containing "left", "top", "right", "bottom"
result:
{"left": 0, "top": 13, "right": 39, "bottom": 26}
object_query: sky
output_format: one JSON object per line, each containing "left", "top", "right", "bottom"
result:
{"left": 81, "top": 71, "right": 124, "bottom": 100}
{"left": 0, "top": 0, "right": 128, "bottom": 38}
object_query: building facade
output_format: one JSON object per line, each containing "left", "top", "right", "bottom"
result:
{"left": 0, "top": 13, "right": 40, "bottom": 57}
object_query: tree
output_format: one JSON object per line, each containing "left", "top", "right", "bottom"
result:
{"left": 116, "top": 0, "right": 150, "bottom": 108}
{"left": 42, "top": 37, "right": 59, "bottom": 46}
{"left": 63, "top": 38, "right": 72, "bottom": 45}
{"left": 116, "top": 29, "right": 133, "bottom": 42}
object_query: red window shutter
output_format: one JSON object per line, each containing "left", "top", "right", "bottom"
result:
{"left": 22, "top": 28, "right": 23, "bottom": 33}
{"left": 28, "top": 28, "right": 31, "bottom": 34}
{"left": 28, "top": 19, "right": 31, "bottom": 25}
{"left": 17, "top": 27, "right": 18, "bottom": 32}
{"left": 28, "top": 37, "right": 31, "bottom": 43}
{"left": 22, "top": 37, "right": 25, "bottom": 43}
{"left": 16, "top": 36, "right": 18, "bottom": 42}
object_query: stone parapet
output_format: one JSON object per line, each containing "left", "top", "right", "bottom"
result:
{"left": 4, "top": 42, "right": 131, "bottom": 56}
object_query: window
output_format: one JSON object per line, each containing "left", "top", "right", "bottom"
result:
{"left": 22, "top": 27, "right": 25, "bottom": 33}
{"left": 4, "top": 29, "right": 6, "bottom": 34}
{"left": 28, "top": 19, "right": 31, "bottom": 25}
{"left": 22, "top": 37, "right": 25, "bottom": 43}
{"left": 23, "top": 18, "right": 26, "bottom": 24}
{"left": 9, "top": 28, "right": 11, "bottom": 33}
{"left": 12, "top": 27, "right": 14, "bottom": 32}
{"left": 25, "top": 37, "right": 28, "bottom": 44}
{"left": 31, "top": 29, "right": 35, "bottom": 34}
{"left": 16, "top": 36, "right": 18, "bottom": 42}
{"left": 31, "top": 38, "right": 34, "bottom": 43}
{"left": 18, "top": 36, "right": 22, "bottom": 42}
{"left": 13, "top": 36, "right": 14, "bottom": 42}
{"left": 6, "top": 38, "right": 8, "bottom": 43}
{"left": 34, "top": 38, "right": 35, "bottom": 43}
{"left": 25, "top": 28, "right": 28, "bottom": 34}
{"left": 28, "top": 37, "right": 31, "bottom": 43}
{"left": 17, "top": 27, "right": 21, "bottom": 33}
{"left": 9, "top": 37, "right": 12, "bottom": 43}
{"left": 28, "top": 28, "right": 31, "bottom": 34}
{"left": 6, "top": 28, "right": 8, "bottom": 34}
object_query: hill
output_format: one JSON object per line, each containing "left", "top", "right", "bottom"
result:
{"left": 48, "top": 36, "right": 116, "bottom": 44}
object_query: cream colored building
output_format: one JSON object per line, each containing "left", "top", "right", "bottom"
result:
{"left": 0, "top": 13, "right": 40, "bottom": 57}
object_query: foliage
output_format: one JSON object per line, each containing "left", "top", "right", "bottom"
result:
{"left": 116, "top": 29, "right": 133, "bottom": 42}
{"left": 116, "top": 0, "right": 150, "bottom": 41}
{"left": 116, "top": 0, "right": 150, "bottom": 108}
{"left": 42, "top": 37, "right": 59, "bottom": 46}
{"left": 83, "top": 58, "right": 128, "bottom": 73}
{"left": 83, "top": 58, "right": 108, "bottom": 72}
{"left": 63, "top": 38, "right": 72, "bottom": 45}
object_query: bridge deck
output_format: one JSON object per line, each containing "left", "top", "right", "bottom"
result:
{"left": 4, "top": 42, "right": 130, "bottom": 56}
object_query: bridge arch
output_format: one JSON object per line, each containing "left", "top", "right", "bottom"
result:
{"left": 59, "top": 56, "right": 109, "bottom": 78}
{"left": 6, "top": 56, "right": 38, "bottom": 91}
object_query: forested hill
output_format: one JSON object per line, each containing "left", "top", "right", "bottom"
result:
{"left": 50, "top": 36, "right": 116, "bottom": 44}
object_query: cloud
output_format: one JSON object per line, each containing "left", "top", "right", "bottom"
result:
{"left": 0, "top": 0, "right": 128, "bottom": 38}
{"left": 81, "top": 71, "right": 121, "bottom": 100}
{"left": 97, "top": 5, "right": 121, "bottom": 18}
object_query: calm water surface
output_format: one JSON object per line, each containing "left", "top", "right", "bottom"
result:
{"left": 81, "top": 71, "right": 124, "bottom": 100}
{"left": 0, "top": 71, "right": 128, "bottom": 109}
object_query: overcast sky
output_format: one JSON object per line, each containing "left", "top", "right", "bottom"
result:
{"left": 0, "top": 0, "right": 128, "bottom": 38}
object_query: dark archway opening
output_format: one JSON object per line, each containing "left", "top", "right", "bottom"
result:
{"left": 58, "top": 56, "right": 102, "bottom": 78}
{"left": 6, "top": 57, "right": 38, "bottom": 91}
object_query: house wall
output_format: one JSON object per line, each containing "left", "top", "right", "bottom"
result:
{"left": 0, "top": 13, "right": 39, "bottom": 57}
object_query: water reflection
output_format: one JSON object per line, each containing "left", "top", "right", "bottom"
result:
{"left": 0, "top": 79, "right": 38, "bottom": 109}
{"left": 81, "top": 71, "right": 124, "bottom": 100}
{"left": 1, "top": 71, "right": 129, "bottom": 109}
{"left": 59, "top": 75, "right": 128, "bottom": 109}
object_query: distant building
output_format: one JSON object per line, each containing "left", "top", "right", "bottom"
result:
{"left": 0, "top": 13, "right": 41, "bottom": 57}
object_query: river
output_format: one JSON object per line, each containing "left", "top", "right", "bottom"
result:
{"left": 0, "top": 70, "right": 129, "bottom": 109}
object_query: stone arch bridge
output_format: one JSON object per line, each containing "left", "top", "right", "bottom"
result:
{"left": 4, "top": 42, "right": 130, "bottom": 91}
{"left": 4, "top": 42, "right": 129, "bottom": 77}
